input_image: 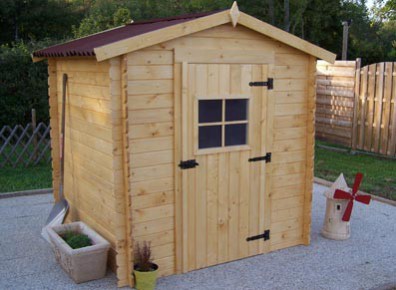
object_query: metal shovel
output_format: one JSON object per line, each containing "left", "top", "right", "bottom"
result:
{"left": 42, "top": 74, "right": 69, "bottom": 242}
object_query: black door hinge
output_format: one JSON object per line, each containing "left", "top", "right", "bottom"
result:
{"left": 178, "top": 159, "right": 199, "bottom": 169}
{"left": 246, "top": 230, "right": 270, "bottom": 242}
{"left": 249, "top": 153, "right": 271, "bottom": 163}
{"left": 249, "top": 78, "right": 273, "bottom": 90}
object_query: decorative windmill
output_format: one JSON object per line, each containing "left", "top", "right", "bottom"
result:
{"left": 333, "top": 173, "right": 371, "bottom": 222}
{"left": 321, "top": 173, "right": 371, "bottom": 240}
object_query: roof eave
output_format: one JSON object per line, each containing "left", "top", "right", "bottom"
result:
{"left": 32, "top": 55, "right": 45, "bottom": 63}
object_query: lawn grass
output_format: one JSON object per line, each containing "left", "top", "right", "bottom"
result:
{"left": 315, "top": 140, "right": 396, "bottom": 201}
{"left": 0, "top": 164, "right": 52, "bottom": 193}
{"left": 0, "top": 140, "right": 394, "bottom": 201}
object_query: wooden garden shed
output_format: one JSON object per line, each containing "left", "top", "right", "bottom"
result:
{"left": 33, "top": 3, "right": 336, "bottom": 287}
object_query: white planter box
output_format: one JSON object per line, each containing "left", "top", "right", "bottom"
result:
{"left": 47, "top": 221, "right": 110, "bottom": 283}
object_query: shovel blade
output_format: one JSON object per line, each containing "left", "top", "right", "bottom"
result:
{"left": 42, "top": 199, "right": 69, "bottom": 243}
{"left": 45, "top": 199, "right": 68, "bottom": 225}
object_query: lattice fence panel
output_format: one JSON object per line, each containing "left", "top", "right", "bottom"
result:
{"left": 0, "top": 123, "right": 51, "bottom": 168}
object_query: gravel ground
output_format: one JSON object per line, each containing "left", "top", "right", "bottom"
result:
{"left": 0, "top": 184, "right": 394, "bottom": 290}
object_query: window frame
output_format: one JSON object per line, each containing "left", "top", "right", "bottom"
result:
{"left": 194, "top": 94, "right": 251, "bottom": 155}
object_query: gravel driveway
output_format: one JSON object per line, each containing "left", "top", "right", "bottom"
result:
{"left": 0, "top": 184, "right": 394, "bottom": 290}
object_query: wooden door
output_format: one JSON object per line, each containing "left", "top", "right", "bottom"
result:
{"left": 177, "top": 63, "right": 271, "bottom": 272}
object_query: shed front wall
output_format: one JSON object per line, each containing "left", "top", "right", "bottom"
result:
{"left": 126, "top": 23, "right": 315, "bottom": 280}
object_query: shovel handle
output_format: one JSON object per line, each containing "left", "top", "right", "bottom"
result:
{"left": 58, "top": 74, "right": 68, "bottom": 201}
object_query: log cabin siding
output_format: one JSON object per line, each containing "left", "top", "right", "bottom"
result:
{"left": 126, "top": 24, "right": 313, "bottom": 279}
{"left": 51, "top": 58, "right": 127, "bottom": 284}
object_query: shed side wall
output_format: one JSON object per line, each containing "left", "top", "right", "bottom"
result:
{"left": 127, "top": 24, "right": 313, "bottom": 278}
{"left": 53, "top": 58, "right": 120, "bottom": 275}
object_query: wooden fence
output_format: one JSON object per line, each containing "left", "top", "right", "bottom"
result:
{"left": 353, "top": 62, "right": 396, "bottom": 156}
{"left": 315, "top": 60, "right": 396, "bottom": 157}
{"left": 316, "top": 60, "right": 360, "bottom": 146}
{"left": 0, "top": 123, "right": 51, "bottom": 168}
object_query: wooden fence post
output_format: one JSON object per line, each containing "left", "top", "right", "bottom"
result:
{"left": 387, "top": 62, "right": 396, "bottom": 156}
{"left": 351, "top": 58, "right": 361, "bottom": 151}
{"left": 32, "top": 108, "right": 38, "bottom": 161}
{"left": 380, "top": 63, "right": 393, "bottom": 155}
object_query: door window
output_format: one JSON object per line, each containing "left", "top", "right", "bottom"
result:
{"left": 198, "top": 98, "right": 249, "bottom": 149}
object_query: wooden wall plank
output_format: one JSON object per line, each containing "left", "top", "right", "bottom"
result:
{"left": 147, "top": 34, "right": 303, "bottom": 54}
{"left": 275, "top": 103, "right": 307, "bottom": 116}
{"left": 275, "top": 91, "right": 307, "bottom": 104}
{"left": 131, "top": 150, "right": 173, "bottom": 168}
{"left": 274, "top": 115, "right": 307, "bottom": 129}
{"left": 175, "top": 48, "right": 274, "bottom": 64}
{"left": 128, "top": 65, "right": 173, "bottom": 80}
{"left": 129, "top": 108, "right": 173, "bottom": 124}
{"left": 128, "top": 94, "right": 173, "bottom": 110}
{"left": 131, "top": 163, "right": 173, "bottom": 182}
{"left": 274, "top": 127, "right": 307, "bottom": 140}
{"left": 130, "top": 136, "right": 173, "bottom": 153}
{"left": 132, "top": 204, "right": 174, "bottom": 223}
{"left": 128, "top": 80, "right": 173, "bottom": 95}
{"left": 129, "top": 122, "right": 173, "bottom": 139}
{"left": 131, "top": 177, "right": 174, "bottom": 196}
{"left": 133, "top": 217, "right": 174, "bottom": 237}
{"left": 128, "top": 51, "right": 173, "bottom": 65}
{"left": 132, "top": 190, "right": 174, "bottom": 209}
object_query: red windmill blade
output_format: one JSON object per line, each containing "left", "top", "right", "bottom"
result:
{"left": 333, "top": 173, "right": 371, "bottom": 222}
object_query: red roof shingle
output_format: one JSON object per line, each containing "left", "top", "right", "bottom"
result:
{"left": 33, "top": 11, "right": 222, "bottom": 58}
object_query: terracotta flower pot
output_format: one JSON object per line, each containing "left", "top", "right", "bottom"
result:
{"left": 133, "top": 263, "right": 159, "bottom": 290}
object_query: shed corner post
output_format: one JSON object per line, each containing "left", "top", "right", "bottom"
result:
{"left": 48, "top": 58, "right": 60, "bottom": 202}
{"left": 173, "top": 61, "right": 183, "bottom": 274}
{"left": 109, "top": 56, "right": 134, "bottom": 287}
{"left": 303, "top": 56, "right": 317, "bottom": 245}
{"left": 263, "top": 63, "right": 275, "bottom": 254}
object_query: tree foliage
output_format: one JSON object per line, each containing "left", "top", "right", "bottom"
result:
{"left": 0, "top": 0, "right": 84, "bottom": 44}
{"left": 374, "top": 0, "right": 396, "bottom": 20}
{"left": 72, "top": 0, "right": 133, "bottom": 38}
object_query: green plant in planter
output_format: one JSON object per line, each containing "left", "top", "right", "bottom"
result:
{"left": 133, "top": 241, "right": 158, "bottom": 290}
{"left": 62, "top": 231, "right": 92, "bottom": 249}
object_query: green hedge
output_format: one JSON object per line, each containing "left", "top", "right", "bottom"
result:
{"left": 0, "top": 42, "right": 50, "bottom": 127}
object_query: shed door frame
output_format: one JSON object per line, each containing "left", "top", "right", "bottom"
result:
{"left": 175, "top": 61, "right": 274, "bottom": 273}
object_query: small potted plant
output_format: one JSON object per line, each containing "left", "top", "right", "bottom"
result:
{"left": 47, "top": 221, "right": 110, "bottom": 283}
{"left": 133, "top": 241, "right": 159, "bottom": 290}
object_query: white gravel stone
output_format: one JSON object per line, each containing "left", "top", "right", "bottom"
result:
{"left": 0, "top": 184, "right": 394, "bottom": 290}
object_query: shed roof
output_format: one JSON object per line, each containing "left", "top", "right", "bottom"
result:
{"left": 33, "top": 11, "right": 219, "bottom": 58}
{"left": 33, "top": 2, "right": 336, "bottom": 63}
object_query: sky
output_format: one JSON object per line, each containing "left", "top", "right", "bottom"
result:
{"left": 366, "top": 0, "right": 375, "bottom": 9}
